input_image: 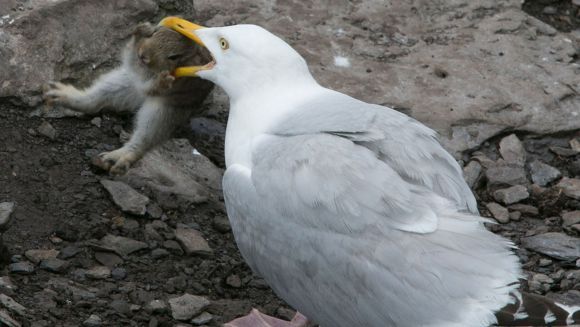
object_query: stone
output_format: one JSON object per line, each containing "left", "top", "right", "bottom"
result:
{"left": 0, "top": 294, "right": 26, "bottom": 316}
{"left": 0, "top": 202, "right": 15, "bottom": 232}
{"left": 226, "top": 274, "right": 242, "bottom": 288}
{"left": 24, "top": 249, "right": 59, "bottom": 264}
{"left": 538, "top": 258, "right": 552, "bottom": 267}
{"left": 498, "top": 134, "right": 526, "bottom": 166}
{"left": 83, "top": 314, "right": 102, "bottom": 327}
{"left": 550, "top": 146, "right": 578, "bottom": 157}
{"left": 58, "top": 246, "right": 81, "bottom": 259}
{"left": 493, "top": 185, "right": 529, "bottom": 205}
{"left": 151, "top": 248, "right": 170, "bottom": 260}
{"left": 562, "top": 211, "right": 580, "bottom": 227}
{"left": 8, "top": 262, "right": 34, "bottom": 274}
{"left": 111, "top": 268, "right": 127, "bottom": 281}
{"left": 191, "top": 312, "right": 213, "bottom": 326}
{"left": 119, "top": 139, "right": 223, "bottom": 208}
{"left": 522, "top": 232, "right": 580, "bottom": 261}
{"left": 145, "top": 300, "right": 167, "bottom": 314}
{"left": 529, "top": 160, "right": 561, "bottom": 186}
{"left": 213, "top": 216, "right": 231, "bottom": 233}
{"left": 529, "top": 273, "right": 554, "bottom": 293}
{"left": 462, "top": 161, "right": 482, "bottom": 189}
{"left": 110, "top": 299, "right": 131, "bottom": 315}
{"left": 90, "top": 117, "right": 102, "bottom": 128}
{"left": 0, "top": 309, "right": 20, "bottom": 327}
{"left": 37, "top": 122, "right": 57, "bottom": 140}
{"left": 0, "top": 277, "right": 17, "bottom": 296}
{"left": 39, "top": 258, "right": 69, "bottom": 273}
{"left": 485, "top": 202, "right": 510, "bottom": 223}
{"left": 557, "top": 178, "right": 580, "bottom": 200}
{"left": 570, "top": 138, "right": 580, "bottom": 152}
{"left": 542, "top": 6, "right": 557, "bottom": 15}
{"left": 168, "top": 294, "right": 210, "bottom": 321}
{"left": 163, "top": 240, "right": 184, "bottom": 256}
{"left": 94, "top": 252, "right": 123, "bottom": 268}
{"left": 100, "top": 180, "right": 149, "bottom": 216}
{"left": 508, "top": 211, "right": 521, "bottom": 221}
{"left": 485, "top": 165, "right": 528, "bottom": 187}
{"left": 99, "top": 234, "right": 148, "bottom": 257}
{"left": 85, "top": 266, "right": 111, "bottom": 280}
{"left": 508, "top": 204, "right": 539, "bottom": 216}
{"left": 175, "top": 227, "right": 213, "bottom": 257}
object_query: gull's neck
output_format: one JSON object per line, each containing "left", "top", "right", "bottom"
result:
{"left": 224, "top": 79, "right": 322, "bottom": 169}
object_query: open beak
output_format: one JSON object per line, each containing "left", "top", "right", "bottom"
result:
{"left": 159, "top": 17, "right": 214, "bottom": 77}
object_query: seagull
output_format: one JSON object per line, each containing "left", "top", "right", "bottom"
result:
{"left": 159, "top": 17, "right": 580, "bottom": 327}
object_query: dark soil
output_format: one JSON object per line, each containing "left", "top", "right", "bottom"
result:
{"left": 523, "top": 0, "right": 580, "bottom": 32}
{"left": 0, "top": 103, "right": 287, "bottom": 327}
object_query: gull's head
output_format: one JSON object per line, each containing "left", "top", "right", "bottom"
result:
{"left": 159, "top": 17, "right": 315, "bottom": 97}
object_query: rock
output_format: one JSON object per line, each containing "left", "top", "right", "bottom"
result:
{"left": 522, "top": 232, "right": 580, "bottom": 261}
{"left": 462, "top": 161, "right": 482, "bottom": 189}
{"left": 119, "top": 139, "right": 223, "bottom": 208}
{"left": 168, "top": 294, "right": 210, "bottom": 321}
{"left": 151, "top": 248, "right": 170, "bottom": 260}
{"left": 529, "top": 160, "right": 561, "bottom": 186}
{"left": 0, "top": 202, "right": 15, "bottom": 232}
{"left": 37, "top": 122, "right": 57, "bottom": 140}
{"left": 83, "top": 314, "right": 102, "bottom": 327}
{"left": 90, "top": 117, "right": 102, "bottom": 128}
{"left": 212, "top": 216, "right": 231, "bottom": 233}
{"left": 8, "top": 262, "right": 34, "bottom": 274}
{"left": 529, "top": 273, "right": 554, "bottom": 293}
{"left": 94, "top": 252, "right": 123, "bottom": 268}
{"left": 0, "top": 309, "right": 20, "bottom": 327}
{"left": 58, "top": 246, "right": 81, "bottom": 259}
{"left": 562, "top": 211, "right": 580, "bottom": 227}
{"left": 485, "top": 165, "right": 528, "bottom": 187}
{"left": 542, "top": 6, "right": 557, "bottom": 15}
{"left": 539, "top": 258, "right": 552, "bottom": 267}
{"left": 570, "top": 138, "right": 580, "bottom": 152}
{"left": 24, "top": 249, "right": 59, "bottom": 264}
{"left": 493, "top": 185, "right": 529, "bottom": 205}
{"left": 175, "top": 227, "right": 213, "bottom": 257}
{"left": 39, "top": 258, "right": 69, "bottom": 273}
{"left": 508, "top": 204, "right": 539, "bottom": 216}
{"left": 485, "top": 202, "right": 510, "bottom": 223}
{"left": 145, "top": 300, "right": 168, "bottom": 314}
{"left": 111, "top": 268, "right": 127, "bottom": 281}
{"left": 85, "top": 266, "right": 111, "bottom": 280}
{"left": 191, "top": 312, "right": 213, "bottom": 326}
{"left": 509, "top": 211, "right": 521, "bottom": 221}
{"left": 225, "top": 274, "right": 242, "bottom": 288}
{"left": 498, "top": 134, "right": 526, "bottom": 166}
{"left": 163, "top": 240, "right": 184, "bottom": 256}
{"left": 146, "top": 203, "right": 163, "bottom": 219}
{"left": 99, "top": 234, "right": 148, "bottom": 257}
{"left": 571, "top": 159, "right": 580, "bottom": 177}
{"left": 0, "top": 277, "right": 17, "bottom": 296}
{"left": 550, "top": 146, "right": 577, "bottom": 157}
{"left": 100, "top": 180, "right": 149, "bottom": 216}
{"left": 557, "top": 178, "right": 580, "bottom": 200}
{"left": 0, "top": 294, "right": 26, "bottom": 316}
{"left": 110, "top": 299, "right": 131, "bottom": 315}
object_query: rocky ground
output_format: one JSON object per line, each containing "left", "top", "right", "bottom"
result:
{"left": 0, "top": 0, "right": 579, "bottom": 326}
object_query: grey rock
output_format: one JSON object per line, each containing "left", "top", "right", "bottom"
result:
{"left": 99, "top": 234, "right": 148, "bottom": 257}
{"left": 0, "top": 294, "right": 26, "bottom": 316}
{"left": 0, "top": 202, "right": 15, "bottom": 232}
{"left": 151, "top": 248, "right": 170, "bottom": 260}
{"left": 493, "top": 185, "right": 529, "bottom": 205}
{"left": 225, "top": 274, "right": 242, "bottom": 288}
{"left": 570, "top": 138, "right": 580, "bottom": 152}
{"left": 499, "top": 134, "right": 526, "bottom": 166}
{"left": 83, "top": 314, "right": 102, "bottom": 327}
{"left": 47, "top": 278, "right": 96, "bottom": 302}
{"left": 37, "top": 122, "right": 57, "bottom": 140}
{"left": 538, "top": 258, "right": 552, "bottom": 267}
{"left": 146, "top": 203, "right": 163, "bottom": 219}
{"left": 542, "top": 6, "right": 557, "bottom": 15}
{"left": 550, "top": 146, "right": 577, "bottom": 157}
{"left": 58, "top": 246, "right": 81, "bottom": 259}
{"left": 557, "top": 178, "right": 580, "bottom": 200}
{"left": 24, "top": 249, "right": 59, "bottom": 264}
{"left": 191, "top": 312, "right": 213, "bottom": 326}
{"left": 0, "top": 277, "right": 17, "bottom": 296}
{"left": 90, "top": 117, "right": 102, "bottom": 128}
{"left": 522, "top": 232, "right": 580, "bottom": 261}
{"left": 100, "top": 180, "right": 149, "bottom": 216}
{"left": 111, "top": 267, "right": 127, "bottom": 281}
{"left": 145, "top": 300, "right": 167, "bottom": 314}
{"left": 562, "top": 211, "right": 580, "bottom": 227}
{"left": 168, "top": 294, "right": 210, "bottom": 321}
{"left": 508, "top": 211, "right": 521, "bottom": 221}
{"left": 94, "top": 252, "right": 123, "bottom": 268}
{"left": 85, "top": 266, "right": 111, "bottom": 280}
{"left": 110, "top": 299, "right": 131, "bottom": 315}
{"left": 508, "top": 204, "right": 539, "bottom": 216}
{"left": 8, "top": 262, "right": 34, "bottom": 274}
{"left": 462, "top": 161, "right": 482, "bottom": 189}
{"left": 485, "top": 202, "right": 510, "bottom": 223}
{"left": 529, "top": 160, "right": 561, "bottom": 186}
{"left": 163, "top": 240, "right": 184, "bottom": 256}
{"left": 119, "top": 139, "right": 223, "bottom": 208}
{"left": 0, "top": 309, "right": 20, "bottom": 327}
{"left": 529, "top": 273, "right": 554, "bottom": 293}
{"left": 212, "top": 216, "right": 231, "bottom": 233}
{"left": 39, "top": 258, "right": 69, "bottom": 273}
{"left": 485, "top": 165, "right": 528, "bottom": 187}
{"left": 175, "top": 227, "right": 213, "bottom": 257}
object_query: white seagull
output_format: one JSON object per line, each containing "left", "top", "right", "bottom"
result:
{"left": 160, "top": 17, "right": 580, "bottom": 327}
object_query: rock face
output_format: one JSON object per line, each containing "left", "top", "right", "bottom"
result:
{"left": 194, "top": 0, "right": 580, "bottom": 157}
{"left": 0, "top": 0, "right": 193, "bottom": 107}
{"left": 522, "top": 232, "right": 580, "bottom": 261}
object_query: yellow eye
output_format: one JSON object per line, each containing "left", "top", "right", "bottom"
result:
{"left": 219, "top": 37, "right": 229, "bottom": 50}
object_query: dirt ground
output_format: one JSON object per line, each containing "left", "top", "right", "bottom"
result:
{"left": 0, "top": 1, "right": 579, "bottom": 326}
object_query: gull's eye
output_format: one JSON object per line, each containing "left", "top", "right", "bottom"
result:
{"left": 219, "top": 37, "right": 229, "bottom": 50}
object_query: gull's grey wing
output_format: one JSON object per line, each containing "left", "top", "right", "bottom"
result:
{"left": 270, "top": 89, "right": 477, "bottom": 214}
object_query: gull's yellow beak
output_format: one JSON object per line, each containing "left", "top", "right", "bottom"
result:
{"left": 159, "top": 17, "right": 212, "bottom": 77}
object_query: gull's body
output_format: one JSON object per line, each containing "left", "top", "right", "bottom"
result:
{"left": 159, "top": 18, "right": 580, "bottom": 327}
